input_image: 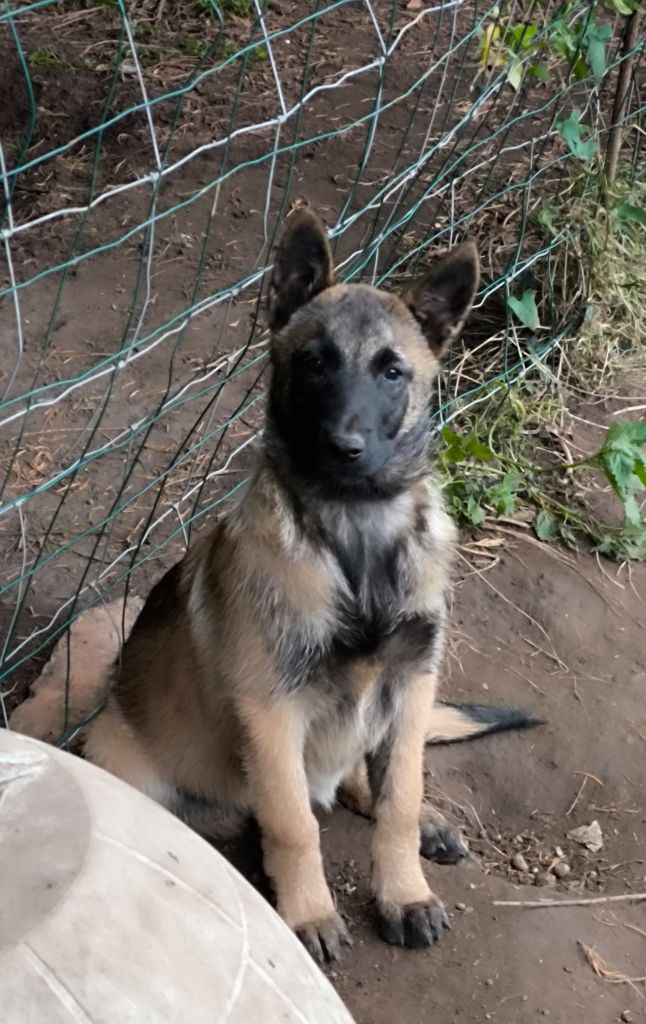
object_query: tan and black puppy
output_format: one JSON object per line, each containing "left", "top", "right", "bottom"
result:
{"left": 84, "top": 210, "right": 533, "bottom": 962}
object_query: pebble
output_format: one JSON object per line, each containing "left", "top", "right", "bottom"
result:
{"left": 455, "top": 902, "right": 467, "bottom": 911}
{"left": 621, "top": 1012, "right": 634, "bottom": 1023}
{"left": 553, "top": 862, "right": 571, "bottom": 879}
{"left": 511, "top": 853, "right": 529, "bottom": 873}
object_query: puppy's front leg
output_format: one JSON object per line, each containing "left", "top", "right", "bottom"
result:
{"left": 242, "top": 696, "right": 351, "bottom": 963}
{"left": 368, "top": 671, "right": 450, "bottom": 948}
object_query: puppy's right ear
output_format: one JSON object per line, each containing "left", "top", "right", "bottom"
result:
{"left": 268, "top": 210, "right": 334, "bottom": 331}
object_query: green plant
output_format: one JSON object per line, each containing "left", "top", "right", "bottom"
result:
{"left": 29, "top": 49, "right": 90, "bottom": 71}
{"left": 477, "top": 0, "right": 637, "bottom": 93}
{"left": 218, "top": 0, "right": 252, "bottom": 16}
{"left": 438, "top": 402, "right": 646, "bottom": 560}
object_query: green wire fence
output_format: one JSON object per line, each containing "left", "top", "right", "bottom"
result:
{"left": 0, "top": 0, "right": 643, "bottom": 731}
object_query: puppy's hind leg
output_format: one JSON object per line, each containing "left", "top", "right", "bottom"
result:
{"left": 170, "top": 792, "right": 248, "bottom": 842}
{"left": 420, "top": 804, "right": 469, "bottom": 864}
{"left": 83, "top": 698, "right": 175, "bottom": 808}
{"left": 338, "top": 759, "right": 373, "bottom": 818}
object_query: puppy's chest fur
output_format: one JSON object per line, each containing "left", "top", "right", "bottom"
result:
{"left": 256, "top": 493, "right": 450, "bottom": 804}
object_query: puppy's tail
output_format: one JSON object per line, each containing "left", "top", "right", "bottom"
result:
{"left": 427, "top": 701, "right": 541, "bottom": 745}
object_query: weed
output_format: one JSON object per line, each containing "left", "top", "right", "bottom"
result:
{"left": 29, "top": 49, "right": 90, "bottom": 71}
{"left": 438, "top": 387, "right": 646, "bottom": 561}
{"left": 477, "top": 0, "right": 640, "bottom": 94}
{"left": 218, "top": 0, "right": 252, "bottom": 17}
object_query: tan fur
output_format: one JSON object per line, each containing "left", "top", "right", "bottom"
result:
{"left": 338, "top": 759, "right": 373, "bottom": 818}
{"left": 371, "top": 672, "right": 439, "bottom": 909}
{"left": 240, "top": 695, "right": 336, "bottom": 930}
{"left": 425, "top": 702, "right": 491, "bottom": 743}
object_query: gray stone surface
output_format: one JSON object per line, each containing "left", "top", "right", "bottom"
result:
{"left": 0, "top": 730, "right": 355, "bottom": 1024}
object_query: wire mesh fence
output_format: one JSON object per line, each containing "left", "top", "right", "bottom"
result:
{"left": 0, "top": 0, "right": 644, "bottom": 732}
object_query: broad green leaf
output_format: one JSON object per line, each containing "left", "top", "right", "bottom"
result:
{"left": 604, "top": 420, "right": 646, "bottom": 449}
{"left": 528, "top": 62, "right": 550, "bottom": 81}
{"left": 489, "top": 473, "right": 521, "bottom": 515}
{"left": 556, "top": 110, "right": 596, "bottom": 161}
{"left": 537, "top": 204, "right": 557, "bottom": 232}
{"left": 615, "top": 202, "right": 646, "bottom": 225}
{"left": 464, "top": 431, "right": 494, "bottom": 462}
{"left": 535, "top": 510, "right": 557, "bottom": 541}
{"left": 507, "top": 60, "right": 523, "bottom": 91}
{"left": 584, "top": 23, "right": 613, "bottom": 82}
{"left": 592, "top": 420, "right": 646, "bottom": 528}
{"left": 441, "top": 426, "right": 469, "bottom": 463}
{"left": 506, "top": 23, "right": 538, "bottom": 51}
{"left": 604, "top": 0, "right": 637, "bottom": 14}
{"left": 508, "top": 290, "right": 541, "bottom": 329}
{"left": 466, "top": 497, "right": 486, "bottom": 526}
{"left": 441, "top": 427, "right": 493, "bottom": 463}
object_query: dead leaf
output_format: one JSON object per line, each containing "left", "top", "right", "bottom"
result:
{"left": 567, "top": 820, "right": 603, "bottom": 853}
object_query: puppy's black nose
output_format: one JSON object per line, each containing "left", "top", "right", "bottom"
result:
{"left": 329, "top": 431, "right": 365, "bottom": 461}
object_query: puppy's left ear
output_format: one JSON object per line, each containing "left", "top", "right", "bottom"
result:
{"left": 401, "top": 242, "right": 479, "bottom": 358}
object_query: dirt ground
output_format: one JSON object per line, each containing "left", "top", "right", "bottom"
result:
{"left": 322, "top": 539, "right": 646, "bottom": 1024}
{"left": 2, "top": 3, "right": 645, "bottom": 1022}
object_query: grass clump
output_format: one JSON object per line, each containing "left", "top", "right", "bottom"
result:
{"left": 29, "top": 49, "right": 90, "bottom": 71}
{"left": 438, "top": 173, "right": 646, "bottom": 561}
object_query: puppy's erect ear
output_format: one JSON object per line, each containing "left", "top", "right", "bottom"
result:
{"left": 268, "top": 209, "right": 334, "bottom": 331}
{"left": 401, "top": 242, "right": 479, "bottom": 358}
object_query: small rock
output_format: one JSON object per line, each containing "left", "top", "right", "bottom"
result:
{"left": 464, "top": 905, "right": 474, "bottom": 915}
{"left": 511, "top": 853, "right": 529, "bottom": 873}
{"left": 540, "top": 1011, "right": 550, "bottom": 1017}
{"left": 555, "top": 846, "right": 564, "bottom": 857}
{"left": 553, "top": 862, "right": 571, "bottom": 879}
{"left": 455, "top": 902, "right": 467, "bottom": 912}
{"left": 621, "top": 1012, "right": 634, "bottom": 1023}
{"left": 485, "top": 978, "right": 494, "bottom": 987}
{"left": 541, "top": 872, "right": 557, "bottom": 888}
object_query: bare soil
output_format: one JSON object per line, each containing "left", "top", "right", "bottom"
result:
{"left": 323, "top": 540, "right": 646, "bottom": 1024}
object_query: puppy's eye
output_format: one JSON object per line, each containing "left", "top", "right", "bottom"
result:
{"left": 300, "top": 352, "right": 325, "bottom": 375}
{"left": 384, "top": 365, "right": 403, "bottom": 381}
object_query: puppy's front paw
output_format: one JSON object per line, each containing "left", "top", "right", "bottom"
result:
{"left": 420, "top": 820, "right": 469, "bottom": 864}
{"left": 377, "top": 895, "right": 450, "bottom": 949}
{"left": 296, "top": 912, "right": 353, "bottom": 964}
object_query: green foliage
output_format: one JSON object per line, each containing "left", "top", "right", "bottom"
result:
{"left": 614, "top": 202, "right": 646, "bottom": 226}
{"left": 587, "top": 422, "right": 646, "bottom": 528}
{"left": 438, "top": 395, "right": 646, "bottom": 562}
{"left": 477, "top": 1, "right": 629, "bottom": 95}
{"left": 508, "top": 290, "right": 541, "bottom": 330}
{"left": 29, "top": 49, "right": 90, "bottom": 71}
{"left": 219, "top": 0, "right": 252, "bottom": 16}
{"left": 556, "top": 110, "right": 596, "bottom": 161}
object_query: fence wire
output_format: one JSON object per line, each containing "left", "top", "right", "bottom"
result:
{"left": 0, "top": 0, "right": 644, "bottom": 729}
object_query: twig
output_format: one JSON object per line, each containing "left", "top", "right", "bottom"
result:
{"left": 605, "top": 10, "right": 641, "bottom": 184}
{"left": 578, "top": 941, "right": 646, "bottom": 998}
{"left": 565, "top": 776, "right": 587, "bottom": 817}
{"left": 494, "top": 893, "right": 646, "bottom": 909}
